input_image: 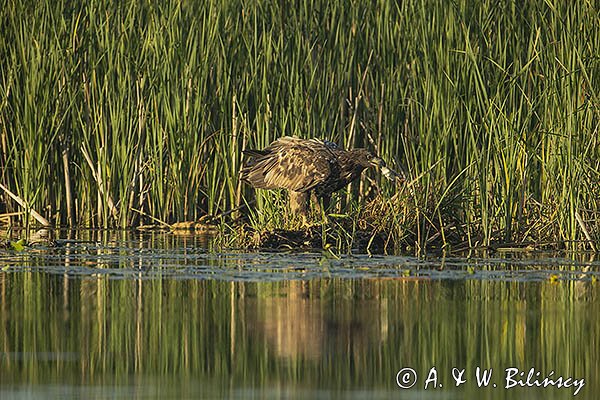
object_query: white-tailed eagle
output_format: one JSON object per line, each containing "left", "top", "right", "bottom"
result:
{"left": 240, "top": 136, "right": 386, "bottom": 217}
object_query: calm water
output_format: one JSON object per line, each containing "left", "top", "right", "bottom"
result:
{"left": 0, "top": 231, "right": 598, "bottom": 399}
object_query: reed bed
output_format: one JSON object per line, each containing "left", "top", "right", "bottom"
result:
{"left": 0, "top": 0, "right": 598, "bottom": 252}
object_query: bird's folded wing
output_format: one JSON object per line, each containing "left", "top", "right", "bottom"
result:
{"left": 262, "top": 145, "right": 331, "bottom": 192}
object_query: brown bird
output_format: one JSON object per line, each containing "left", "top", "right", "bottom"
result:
{"left": 240, "top": 136, "right": 386, "bottom": 219}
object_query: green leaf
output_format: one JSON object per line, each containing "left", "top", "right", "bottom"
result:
{"left": 10, "top": 239, "right": 27, "bottom": 252}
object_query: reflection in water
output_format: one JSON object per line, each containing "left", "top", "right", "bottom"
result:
{"left": 1, "top": 271, "right": 598, "bottom": 399}
{"left": 0, "top": 231, "right": 598, "bottom": 398}
{"left": 253, "top": 281, "right": 389, "bottom": 361}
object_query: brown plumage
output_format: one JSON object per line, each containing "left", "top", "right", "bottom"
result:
{"left": 240, "top": 136, "right": 385, "bottom": 217}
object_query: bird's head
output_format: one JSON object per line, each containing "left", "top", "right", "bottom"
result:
{"left": 354, "top": 149, "right": 386, "bottom": 169}
{"left": 352, "top": 149, "right": 402, "bottom": 181}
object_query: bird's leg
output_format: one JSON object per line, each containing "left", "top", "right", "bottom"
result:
{"left": 300, "top": 193, "right": 314, "bottom": 228}
{"left": 289, "top": 191, "right": 311, "bottom": 227}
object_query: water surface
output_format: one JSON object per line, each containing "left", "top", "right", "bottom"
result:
{"left": 0, "top": 231, "right": 598, "bottom": 399}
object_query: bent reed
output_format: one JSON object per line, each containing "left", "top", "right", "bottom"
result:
{"left": 0, "top": 0, "right": 598, "bottom": 253}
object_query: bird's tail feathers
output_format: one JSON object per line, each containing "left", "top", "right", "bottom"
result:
{"left": 242, "top": 149, "right": 269, "bottom": 158}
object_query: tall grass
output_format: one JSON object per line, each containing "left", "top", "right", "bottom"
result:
{"left": 0, "top": 0, "right": 598, "bottom": 250}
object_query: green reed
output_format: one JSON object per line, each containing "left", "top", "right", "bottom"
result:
{"left": 0, "top": 0, "right": 598, "bottom": 250}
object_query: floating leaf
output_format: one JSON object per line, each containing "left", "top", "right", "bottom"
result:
{"left": 10, "top": 239, "right": 27, "bottom": 252}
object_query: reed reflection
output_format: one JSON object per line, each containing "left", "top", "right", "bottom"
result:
{"left": 0, "top": 273, "right": 599, "bottom": 398}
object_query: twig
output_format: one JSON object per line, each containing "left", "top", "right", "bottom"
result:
{"left": 130, "top": 207, "right": 171, "bottom": 228}
{"left": 575, "top": 210, "right": 596, "bottom": 252}
{"left": 0, "top": 183, "right": 51, "bottom": 226}
{"left": 81, "top": 145, "right": 119, "bottom": 223}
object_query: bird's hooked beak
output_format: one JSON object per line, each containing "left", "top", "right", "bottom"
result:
{"left": 369, "top": 156, "right": 386, "bottom": 168}
{"left": 369, "top": 156, "right": 403, "bottom": 181}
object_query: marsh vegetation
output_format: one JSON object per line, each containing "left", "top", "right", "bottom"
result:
{"left": 0, "top": 0, "right": 598, "bottom": 253}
